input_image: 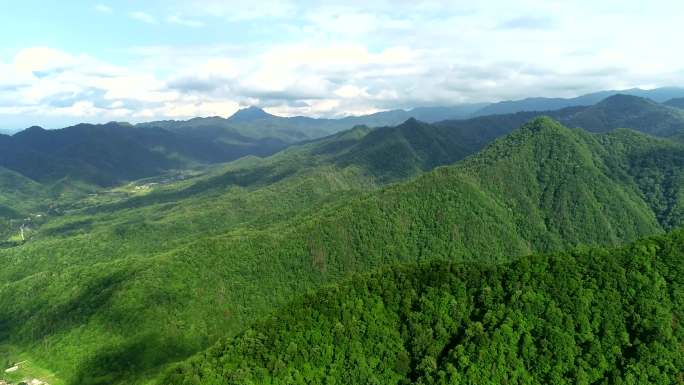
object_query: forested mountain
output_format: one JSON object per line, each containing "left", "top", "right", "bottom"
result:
{"left": 0, "top": 167, "right": 48, "bottom": 214}
{"left": 561, "top": 94, "right": 684, "bottom": 137}
{"left": 665, "top": 97, "right": 684, "bottom": 109}
{"left": 3, "top": 118, "right": 684, "bottom": 384}
{"left": 435, "top": 94, "right": 684, "bottom": 146}
{"left": 2, "top": 92, "right": 681, "bottom": 200}
{"left": 106, "top": 113, "right": 540, "bottom": 213}
{"left": 162, "top": 229, "right": 684, "bottom": 385}
{"left": 136, "top": 95, "right": 684, "bottom": 208}
{"left": 138, "top": 88, "right": 684, "bottom": 146}
{"left": 473, "top": 86, "right": 684, "bottom": 116}
{"left": 141, "top": 104, "right": 486, "bottom": 145}
{"left": 0, "top": 122, "right": 288, "bottom": 187}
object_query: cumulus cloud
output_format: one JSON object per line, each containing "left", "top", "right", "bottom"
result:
{"left": 95, "top": 4, "right": 113, "bottom": 13}
{"left": 179, "top": 0, "right": 297, "bottom": 21}
{"left": 130, "top": 11, "right": 157, "bottom": 24}
{"left": 167, "top": 15, "right": 204, "bottom": 28}
{"left": 1, "top": 0, "right": 684, "bottom": 129}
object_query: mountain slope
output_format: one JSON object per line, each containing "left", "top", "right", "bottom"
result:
{"left": 434, "top": 95, "right": 684, "bottom": 151}
{"left": 1, "top": 122, "right": 289, "bottom": 187}
{"left": 562, "top": 94, "right": 684, "bottom": 136}
{"left": 473, "top": 86, "right": 684, "bottom": 116}
{"left": 0, "top": 166, "right": 50, "bottom": 214}
{"left": 2, "top": 118, "right": 680, "bottom": 384}
{"left": 161, "top": 229, "right": 684, "bottom": 385}
{"left": 665, "top": 97, "right": 684, "bottom": 109}
{"left": 106, "top": 112, "right": 554, "bottom": 213}
{"left": 144, "top": 104, "right": 487, "bottom": 146}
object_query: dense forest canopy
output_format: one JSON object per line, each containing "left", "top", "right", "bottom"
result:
{"left": 161, "top": 229, "right": 684, "bottom": 384}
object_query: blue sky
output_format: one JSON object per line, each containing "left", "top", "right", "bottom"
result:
{"left": 1, "top": 0, "right": 683, "bottom": 129}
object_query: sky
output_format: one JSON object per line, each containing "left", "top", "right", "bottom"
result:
{"left": 0, "top": 0, "right": 683, "bottom": 129}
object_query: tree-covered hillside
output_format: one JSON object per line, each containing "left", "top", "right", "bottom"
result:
{"left": 162, "top": 229, "right": 684, "bottom": 385}
{"left": 562, "top": 94, "right": 684, "bottom": 137}
{"left": 472, "top": 86, "right": 684, "bottom": 116}
{"left": 1, "top": 122, "right": 288, "bottom": 187}
{"left": 664, "top": 97, "right": 684, "bottom": 109}
{"left": 3, "top": 118, "right": 684, "bottom": 384}
{"left": 3, "top": 93, "right": 681, "bottom": 212}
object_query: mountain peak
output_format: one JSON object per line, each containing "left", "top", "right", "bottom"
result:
{"left": 228, "top": 106, "right": 275, "bottom": 122}
{"left": 15, "top": 125, "right": 47, "bottom": 137}
{"left": 598, "top": 94, "right": 655, "bottom": 109}
{"left": 520, "top": 116, "right": 564, "bottom": 133}
{"left": 398, "top": 117, "right": 425, "bottom": 128}
{"left": 25, "top": 125, "right": 46, "bottom": 132}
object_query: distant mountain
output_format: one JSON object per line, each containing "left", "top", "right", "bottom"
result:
{"left": 1, "top": 122, "right": 288, "bottom": 187}
{"left": 9, "top": 93, "right": 679, "bottom": 192}
{"left": 141, "top": 104, "right": 487, "bottom": 145}
{"left": 118, "top": 96, "right": 684, "bottom": 212}
{"left": 561, "top": 94, "right": 684, "bottom": 137}
{"left": 473, "top": 87, "right": 684, "bottom": 116}
{"left": 664, "top": 97, "right": 684, "bottom": 109}
{"left": 226, "top": 106, "right": 276, "bottom": 122}
{"left": 337, "top": 103, "right": 489, "bottom": 126}
{"left": 165, "top": 88, "right": 684, "bottom": 146}
{"left": 0, "top": 104, "right": 492, "bottom": 193}
{"left": 435, "top": 94, "right": 684, "bottom": 143}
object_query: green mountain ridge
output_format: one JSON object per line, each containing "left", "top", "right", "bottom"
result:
{"left": 2, "top": 93, "right": 682, "bottom": 220}
{"left": 665, "top": 97, "right": 684, "bottom": 109}
{"left": 562, "top": 94, "right": 684, "bottom": 137}
{"left": 1, "top": 122, "right": 289, "bottom": 187}
{"left": 161, "top": 228, "right": 684, "bottom": 384}
{"left": 140, "top": 104, "right": 488, "bottom": 145}
{"left": 473, "top": 86, "right": 684, "bottom": 116}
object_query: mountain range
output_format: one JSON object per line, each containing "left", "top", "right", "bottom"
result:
{"left": 665, "top": 97, "right": 684, "bottom": 109}
{"left": 3, "top": 90, "right": 684, "bottom": 191}
{"left": 472, "top": 86, "right": 684, "bottom": 116}
{"left": 3, "top": 115, "right": 684, "bottom": 384}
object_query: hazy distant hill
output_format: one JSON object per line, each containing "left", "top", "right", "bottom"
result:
{"left": 143, "top": 104, "right": 486, "bottom": 145}
{"left": 561, "top": 94, "right": 684, "bottom": 137}
{"left": 1, "top": 122, "right": 288, "bottom": 187}
{"left": 665, "top": 97, "right": 684, "bottom": 109}
{"left": 4, "top": 92, "right": 683, "bottom": 198}
{"left": 447, "top": 94, "right": 684, "bottom": 142}
{"left": 473, "top": 86, "right": 684, "bottom": 116}
{"left": 157, "top": 88, "right": 684, "bottom": 148}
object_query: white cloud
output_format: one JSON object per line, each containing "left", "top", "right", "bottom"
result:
{"left": 2, "top": 0, "right": 684, "bottom": 129}
{"left": 130, "top": 11, "right": 157, "bottom": 24}
{"left": 180, "top": 0, "right": 297, "bottom": 21}
{"left": 95, "top": 4, "right": 112, "bottom": 13}
{"left": 167, "top": 15, "right": 204, "bottom": 28}
{"left": 14, "top": 47, "right": 79, "bottom": 74}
